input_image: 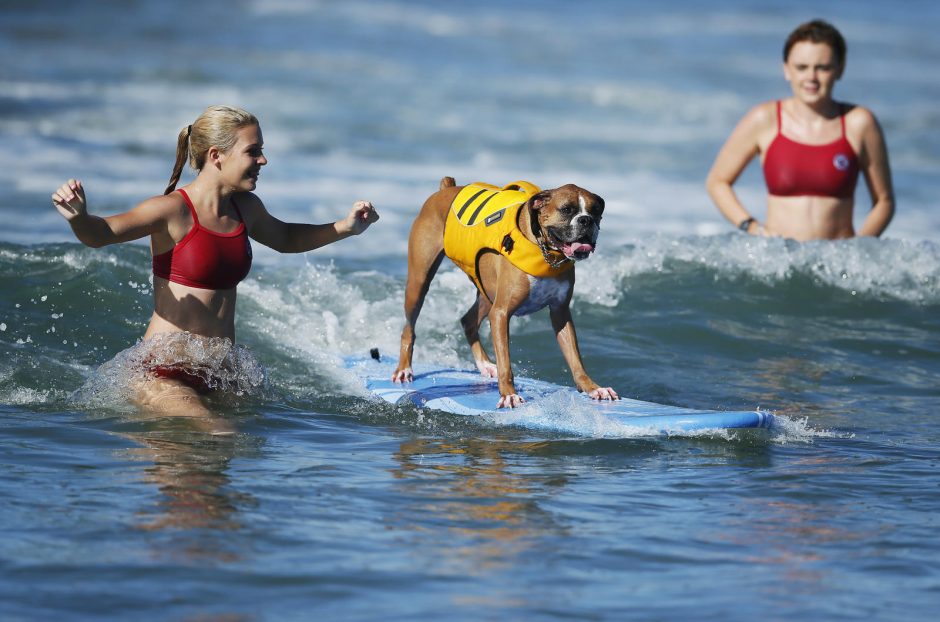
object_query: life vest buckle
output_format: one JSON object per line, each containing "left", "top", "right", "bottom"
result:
{"left": 501, "top": 234, "right": 514, "bottom": 253}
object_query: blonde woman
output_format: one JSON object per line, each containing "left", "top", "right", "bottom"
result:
{"left": 53, "top": 105, "right": 379, "bottom": 428}
{"left": 706, "top": 20, "right": 894, "bottom": 240}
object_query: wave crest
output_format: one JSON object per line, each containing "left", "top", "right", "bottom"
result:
{"left": 578, "top": 234, "right": 940, "bottom": 307}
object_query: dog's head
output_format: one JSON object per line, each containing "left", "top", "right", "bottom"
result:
{"left": 529, "top": 184, "right": 605, "bottom": 261}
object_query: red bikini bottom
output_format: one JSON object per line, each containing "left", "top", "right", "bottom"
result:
{"left": 149, "top": 366, "right": 213, "bottom": 394}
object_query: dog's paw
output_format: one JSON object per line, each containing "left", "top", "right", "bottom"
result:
{"left": 475, "top": 360, "right": 498, "bottom": 378}
{"left": 496, "top": 394, "right": 525, "bottom": 409}
{"left": 391, "top": 368, "right": 414, "bottom": 383}
{"left": 589, "top": 387, "right": 619, "bottom": 401}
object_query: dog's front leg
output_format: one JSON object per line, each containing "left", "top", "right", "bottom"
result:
{"left": 488, "top": 304, "right": 523, "bottom": 408}
{"left": 549, "top": 305, "right": 618, "bottom": 400}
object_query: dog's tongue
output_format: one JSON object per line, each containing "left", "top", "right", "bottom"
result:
{"left": 562, "top": 242, "right": 595, "bottom": 259}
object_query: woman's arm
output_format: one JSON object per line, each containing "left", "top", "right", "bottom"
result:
{"left": 705, "top": 103, "right": 772, "bottom": 234}
{"left": 246, "top": 197, "right": 379, "bottom": 253}
{"left": 853, "top": 108, "right": 895, "bottom": 237}
{"left": 52, "top": 179, "right": 172, "bottom": 248}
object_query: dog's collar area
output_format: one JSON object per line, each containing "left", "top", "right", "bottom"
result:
{"left": 538, "top": 236, "right": 573, "bottom": 268}
{"left": 529, "top": 206, "right": 574, "bottom": 269}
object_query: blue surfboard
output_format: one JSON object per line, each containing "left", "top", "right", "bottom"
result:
{"left": 346, "top": 355, "right": 775, "bottom": 434}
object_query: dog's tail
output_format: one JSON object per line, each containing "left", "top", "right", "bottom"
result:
{"left": 440, "top": 176, "right": 456, "bottom": 190}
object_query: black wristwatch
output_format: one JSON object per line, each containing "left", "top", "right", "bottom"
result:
{"left": 737, "top": 217, "right": 755, "bottom": 232}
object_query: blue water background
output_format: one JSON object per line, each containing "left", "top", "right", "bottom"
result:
{"left": 1, "top": 1, "right": 939, "bottom": 620}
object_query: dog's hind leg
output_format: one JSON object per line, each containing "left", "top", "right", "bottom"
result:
{"left": 460, "top": 294, "right": 497, "bottom": 378}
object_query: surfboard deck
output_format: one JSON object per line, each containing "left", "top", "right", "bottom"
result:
{"left": 345, "top": 356, "right": 775, "bottom": 434}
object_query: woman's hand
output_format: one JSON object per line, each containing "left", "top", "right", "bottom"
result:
{"left": 746, "top": 221, "right": 776, "bottom": 237}
{"left": 51, "top": 179, "right": 88, "bottom": 221}
{"left": 341, "top": 200, "right": 379, "bottom": 236}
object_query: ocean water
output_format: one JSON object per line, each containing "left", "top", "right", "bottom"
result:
{"left": 2, "top": 1, "right": 939, "bottom": 620}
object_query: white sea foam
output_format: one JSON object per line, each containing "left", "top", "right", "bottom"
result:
{"left": 576, "top": 234, "right": 940, "bottom": 306}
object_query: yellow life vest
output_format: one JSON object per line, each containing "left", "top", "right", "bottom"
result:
{"left": 443, "top": 181, "right": 572, "bottom": 298}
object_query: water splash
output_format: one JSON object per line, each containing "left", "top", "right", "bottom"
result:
{"left": 73, "top": 332, "right": 267, "bottom": 409}
{"left": 483, "top": 390, "right": 826, "bottom": 442}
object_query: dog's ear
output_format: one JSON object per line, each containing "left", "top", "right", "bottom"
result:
{"left": 528, "top": 190, "right": 553, "bottom": 211}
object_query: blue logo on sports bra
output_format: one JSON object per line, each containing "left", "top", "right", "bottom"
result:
{"left": 833, "top": 154, "right": 850, "bottom": 171}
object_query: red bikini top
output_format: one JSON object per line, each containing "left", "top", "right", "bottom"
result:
{"left": 152, "top": 188, "right": 252, "bottom": 290}
{"left": 763, "top": 101, "right": 859, "bottom": 199}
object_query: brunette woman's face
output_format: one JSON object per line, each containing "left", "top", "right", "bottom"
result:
{"left": 783, "top": 41, "right": 842, "bottom": 104}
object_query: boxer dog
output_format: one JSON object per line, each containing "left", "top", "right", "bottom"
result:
{"left": 392, "top": 177, "right": 618, "bottom": 408}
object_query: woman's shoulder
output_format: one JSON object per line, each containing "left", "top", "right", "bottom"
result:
{"left": 231, "top": 191, "right": 265, "bottom": 216}
{"left": 738, "top": 100, "right": 778, "bottom": 129}
{"left": 841, "top": 102, "right": 878, "bottom": 123}
{"left": 230, "top": 191, "right": 267, "bottom": 227}
{"left": 232, "top": 192, "right": 264, "bottom": 216}
{"left": 729, "top": 100, "right": 778, "bottom": 141}
{"left": 752, "top": 99, "right": 780, "bottom": 117}
{"left": 841, "top": 103, "right": 882, "bottom": 136}
{"left": 117, "top": 191, "right": 192, "bottom": 236}
{"left": 136, "top": 190, "right": 190, "bottom": 218}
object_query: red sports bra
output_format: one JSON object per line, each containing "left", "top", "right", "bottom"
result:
{"left": 152, "top": 188, "right": 252, "bottom": 290}
{"left": 763, "top": 101, "right": 859, "bottom": 199}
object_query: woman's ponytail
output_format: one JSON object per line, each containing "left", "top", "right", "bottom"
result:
{"left": 163, "top": 125, "right": 192, "bottom": 195}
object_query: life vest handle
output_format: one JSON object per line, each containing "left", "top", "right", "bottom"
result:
{"left": 501, "top": 181, "right": 541, "bottom": 196}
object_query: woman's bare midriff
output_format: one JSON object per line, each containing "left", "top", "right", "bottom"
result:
{"left": 144, "top": 276, "right": 238, "bottom": 341}
{"left": 765, "top": 194, "right": 856, "bottom": 241}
